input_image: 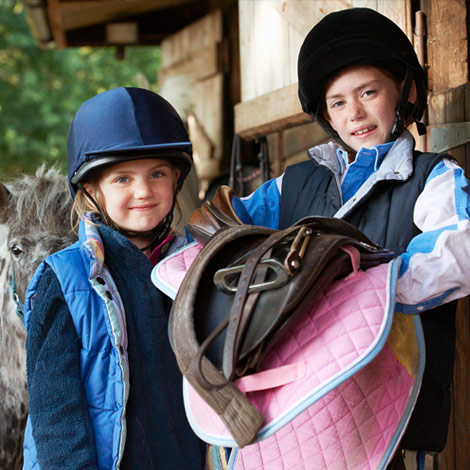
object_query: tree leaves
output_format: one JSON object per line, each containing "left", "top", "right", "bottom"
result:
{"left": 0, "top": 0, "right": 161, "bottom": 179}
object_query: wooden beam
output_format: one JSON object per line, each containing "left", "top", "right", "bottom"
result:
{"left": 234, "top": 83, "right": 312, "bottom": 140}
{"left": 47, "top": 0, "right": 67, "bottom": 48}
{"left": 427, "top": 122, "right": 470, "bottom": 153}
{"left": 58, "top": 0, "right": 195, "bottom": 31}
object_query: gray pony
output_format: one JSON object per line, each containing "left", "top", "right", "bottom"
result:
{"left": 0, "top": 166, "right": 76, "bottom": 469}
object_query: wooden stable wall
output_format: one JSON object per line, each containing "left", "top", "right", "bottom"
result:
{"left": 425, "top": 1, "right": 470, "bottom": 467}
{"left": 427, "top": 82, "right": 470, "bottom": 470}
{"left": 159, "top": 10, "right": 224, "bottom": 190}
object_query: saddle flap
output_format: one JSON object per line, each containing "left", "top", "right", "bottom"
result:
{"left": 187, "top": 185, "right": 244, "bottom": 244}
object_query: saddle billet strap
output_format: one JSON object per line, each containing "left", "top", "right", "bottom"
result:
{"left": 191, "top": 255, "right": 271, "bottom": 391}
{"left": 171, "top": 225, "right": 274, "bottom": 447}
{"left": 222, "top": 226, "right": 303, "bottom": 382}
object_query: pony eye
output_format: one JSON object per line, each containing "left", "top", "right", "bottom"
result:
{"left": 10, "top": 245, "right": 24, "bottom": 257}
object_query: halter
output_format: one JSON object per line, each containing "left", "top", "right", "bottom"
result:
{"left": 9, "top": 264, "right": 25, "bottom": 322}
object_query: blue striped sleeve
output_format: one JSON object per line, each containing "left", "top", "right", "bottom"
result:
{"left": 238, "top": 177, "right": 282, "bottom": 229}
{"left": 396, "top": 158, "right": 470, "bottom": 312}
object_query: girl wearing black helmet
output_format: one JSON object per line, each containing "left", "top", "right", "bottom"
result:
{"left": 227, "top": 8, "right": 470, "bottom": 470}
{"left": 22, "top": 87, "right": 205, "bottom": 470}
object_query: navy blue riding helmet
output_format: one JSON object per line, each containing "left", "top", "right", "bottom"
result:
{"left": 297, "top": 8, "right": 427, "bottom": 151}
{"left": 67, "top": 87, "right": 193, "bottom": 246}
{"left": 67, "top": 86, "right": 193, "bottom": 198}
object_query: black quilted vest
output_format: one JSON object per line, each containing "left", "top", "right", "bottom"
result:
{"left": 279, "top": 151, "right": 457, "bottom": 452}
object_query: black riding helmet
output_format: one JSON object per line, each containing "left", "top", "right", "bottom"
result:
{"left": 298, "top": 8, "right": 427, "bottom": 150}
{"left": 67, "top": 87, "right": 193, "bottom": 247}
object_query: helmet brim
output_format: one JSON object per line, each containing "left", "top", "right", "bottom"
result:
{"left": 71, "top": 145, "right": 192, "bottom": 186}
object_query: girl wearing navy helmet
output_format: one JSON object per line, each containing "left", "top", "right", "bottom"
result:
{"left": 228, "top": 8, "right": 470, "bottom": 470}
{"left": 23, "top": 87, "right": 205, "bottom": 469}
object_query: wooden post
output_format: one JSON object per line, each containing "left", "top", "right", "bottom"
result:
{"left": 415, "top": 10, "right": 427, "bottom": 152}
{"left": 271, "top": 131, "right": 283, "bottom": 178}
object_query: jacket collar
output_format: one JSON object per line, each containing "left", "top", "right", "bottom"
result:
{"left": 307, "top": 130, "right": 416, "bottom": 219}
{"left": 79, "top": 213, "right": 105, "bottom": 279}
{"left": 307, "top": 129, "right": 415, "bottom": 183}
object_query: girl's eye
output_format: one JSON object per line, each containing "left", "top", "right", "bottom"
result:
{"left": 152, "top": 171, "right": 164, "bottom": 178}
{"left": 331, "top": 100, "right": 345, "bottom": 109}
{"left": 115, "top": 176, "right": 129, "bottom": 183}
{"left": 363, "top": 89, "right": 376, "bottom": 97}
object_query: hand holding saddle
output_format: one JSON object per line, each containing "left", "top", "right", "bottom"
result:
{"left": 170, "top": 186, "right": 395, "bottom": 446}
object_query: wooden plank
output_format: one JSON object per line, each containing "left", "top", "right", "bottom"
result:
{"left": 445, "top": 85, "right": 466, "bottom": 162}
{"left": 234, "top": 83, "right": 312, "bottom": 140}
{"left": 59, "top": 0, "right": 192, "bottom": 31}
{"left": 427, "top": 0, "right": 467, "bottom": 94}
{"left": 47, "top": 0, "right": 67, "bottom": 48}
{"left": 193, "top": 73, "right": 223, "bottom": 161}
{"left": 282, "top": 122, "right": 327, "bottom": 159}
{"left": 271, "top": 0, "right": 353, "bottom": 38}
{"left": 352, "top": 0, "right": 378, "bottom": 8}
{"left": 161, "top": 9, "right": 222, "bottom": 68}
{"left": 238, "top": 0, "right": 257, "bottom": 102}
{"left": 428, "top": 123, "right": 470, "bottom": 154}
{"left": 453, "top": 297, "right": 470, "bottom": 469}
{"left": 253, "top": 1, "right": 290, "bottom": 99}
{"left": 377, "top": 0, "right": 409, "bottom": 37}
{"left": 159, "top": 42, "right": 221, "bottom": 83}
{"left": 464, "top": 83, "right": 470, "bottom": 174}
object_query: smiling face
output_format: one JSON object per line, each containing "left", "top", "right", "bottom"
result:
{"left": 85, "top": 158, "right": 180, "bottom": 249}
{"left": 324, "top": 65, "right": 409, "bottom": 154}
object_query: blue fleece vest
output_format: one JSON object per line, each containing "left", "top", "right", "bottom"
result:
{"left": 23, "top": 220, "right": 129, "bottom": 470}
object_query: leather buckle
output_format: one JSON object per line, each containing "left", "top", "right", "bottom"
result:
{"left": 213, "top": 258, "right": 289, "bottom": 294}
{"left": 284, "top": 226, "right": 312, "bottom": 274}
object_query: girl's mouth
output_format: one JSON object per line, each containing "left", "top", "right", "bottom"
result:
{"left": 352, "top": 126, "right": 376, "bottom": 136}
{"left": 130, "top": 204, "right": 156, "bottom": 211}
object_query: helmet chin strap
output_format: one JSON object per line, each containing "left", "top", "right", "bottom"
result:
{"left": 388, "top": 68, "right": 413, "bottom": 142}
{"left": 78, "top": 183, "right": 176, "bottom": 252}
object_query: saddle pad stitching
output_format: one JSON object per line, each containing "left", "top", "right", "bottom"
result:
{"left": 377, "top": 314, "right": 425, "bottom": 468}
{"left": 256, "top": 262, "right": 391, "bottom": 441}
{"left": 151, "top": 241, "right": 200, "bottom": 299}
{"left": 323, "top": 356, "right": 415, "bottom": 467}
{"left": 233, "top": 346, "right": 415, "bottom": 470}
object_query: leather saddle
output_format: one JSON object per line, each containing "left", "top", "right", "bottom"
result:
{"left": 169, "top": 186, "right": 395, "bottom": 446}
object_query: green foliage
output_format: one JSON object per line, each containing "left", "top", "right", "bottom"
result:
{"left": 0, "top": 0, "right": 161, "bottom": 179}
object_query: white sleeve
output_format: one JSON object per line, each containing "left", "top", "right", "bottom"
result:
{"left": 395, "top": 158, "right": 470, "bottom": 313}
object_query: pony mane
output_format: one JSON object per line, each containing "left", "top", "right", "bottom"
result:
{"left": 6, "top": 165, "right": 73, "bottom": 235}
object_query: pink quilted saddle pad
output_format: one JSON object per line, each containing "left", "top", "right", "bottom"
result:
{"left": 152, "top": 243, "right": 424, "bottom": 470}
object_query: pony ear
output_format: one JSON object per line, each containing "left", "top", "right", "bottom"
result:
{"left": 0, "top": 182, "right": 12, "bottom": 224}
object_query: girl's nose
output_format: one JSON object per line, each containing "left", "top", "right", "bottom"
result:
{"left": 134, "top": 181, "right": 153, "bottom": 199}
{"left": 349, "top": 100, "right": 365, "bottom": 121}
